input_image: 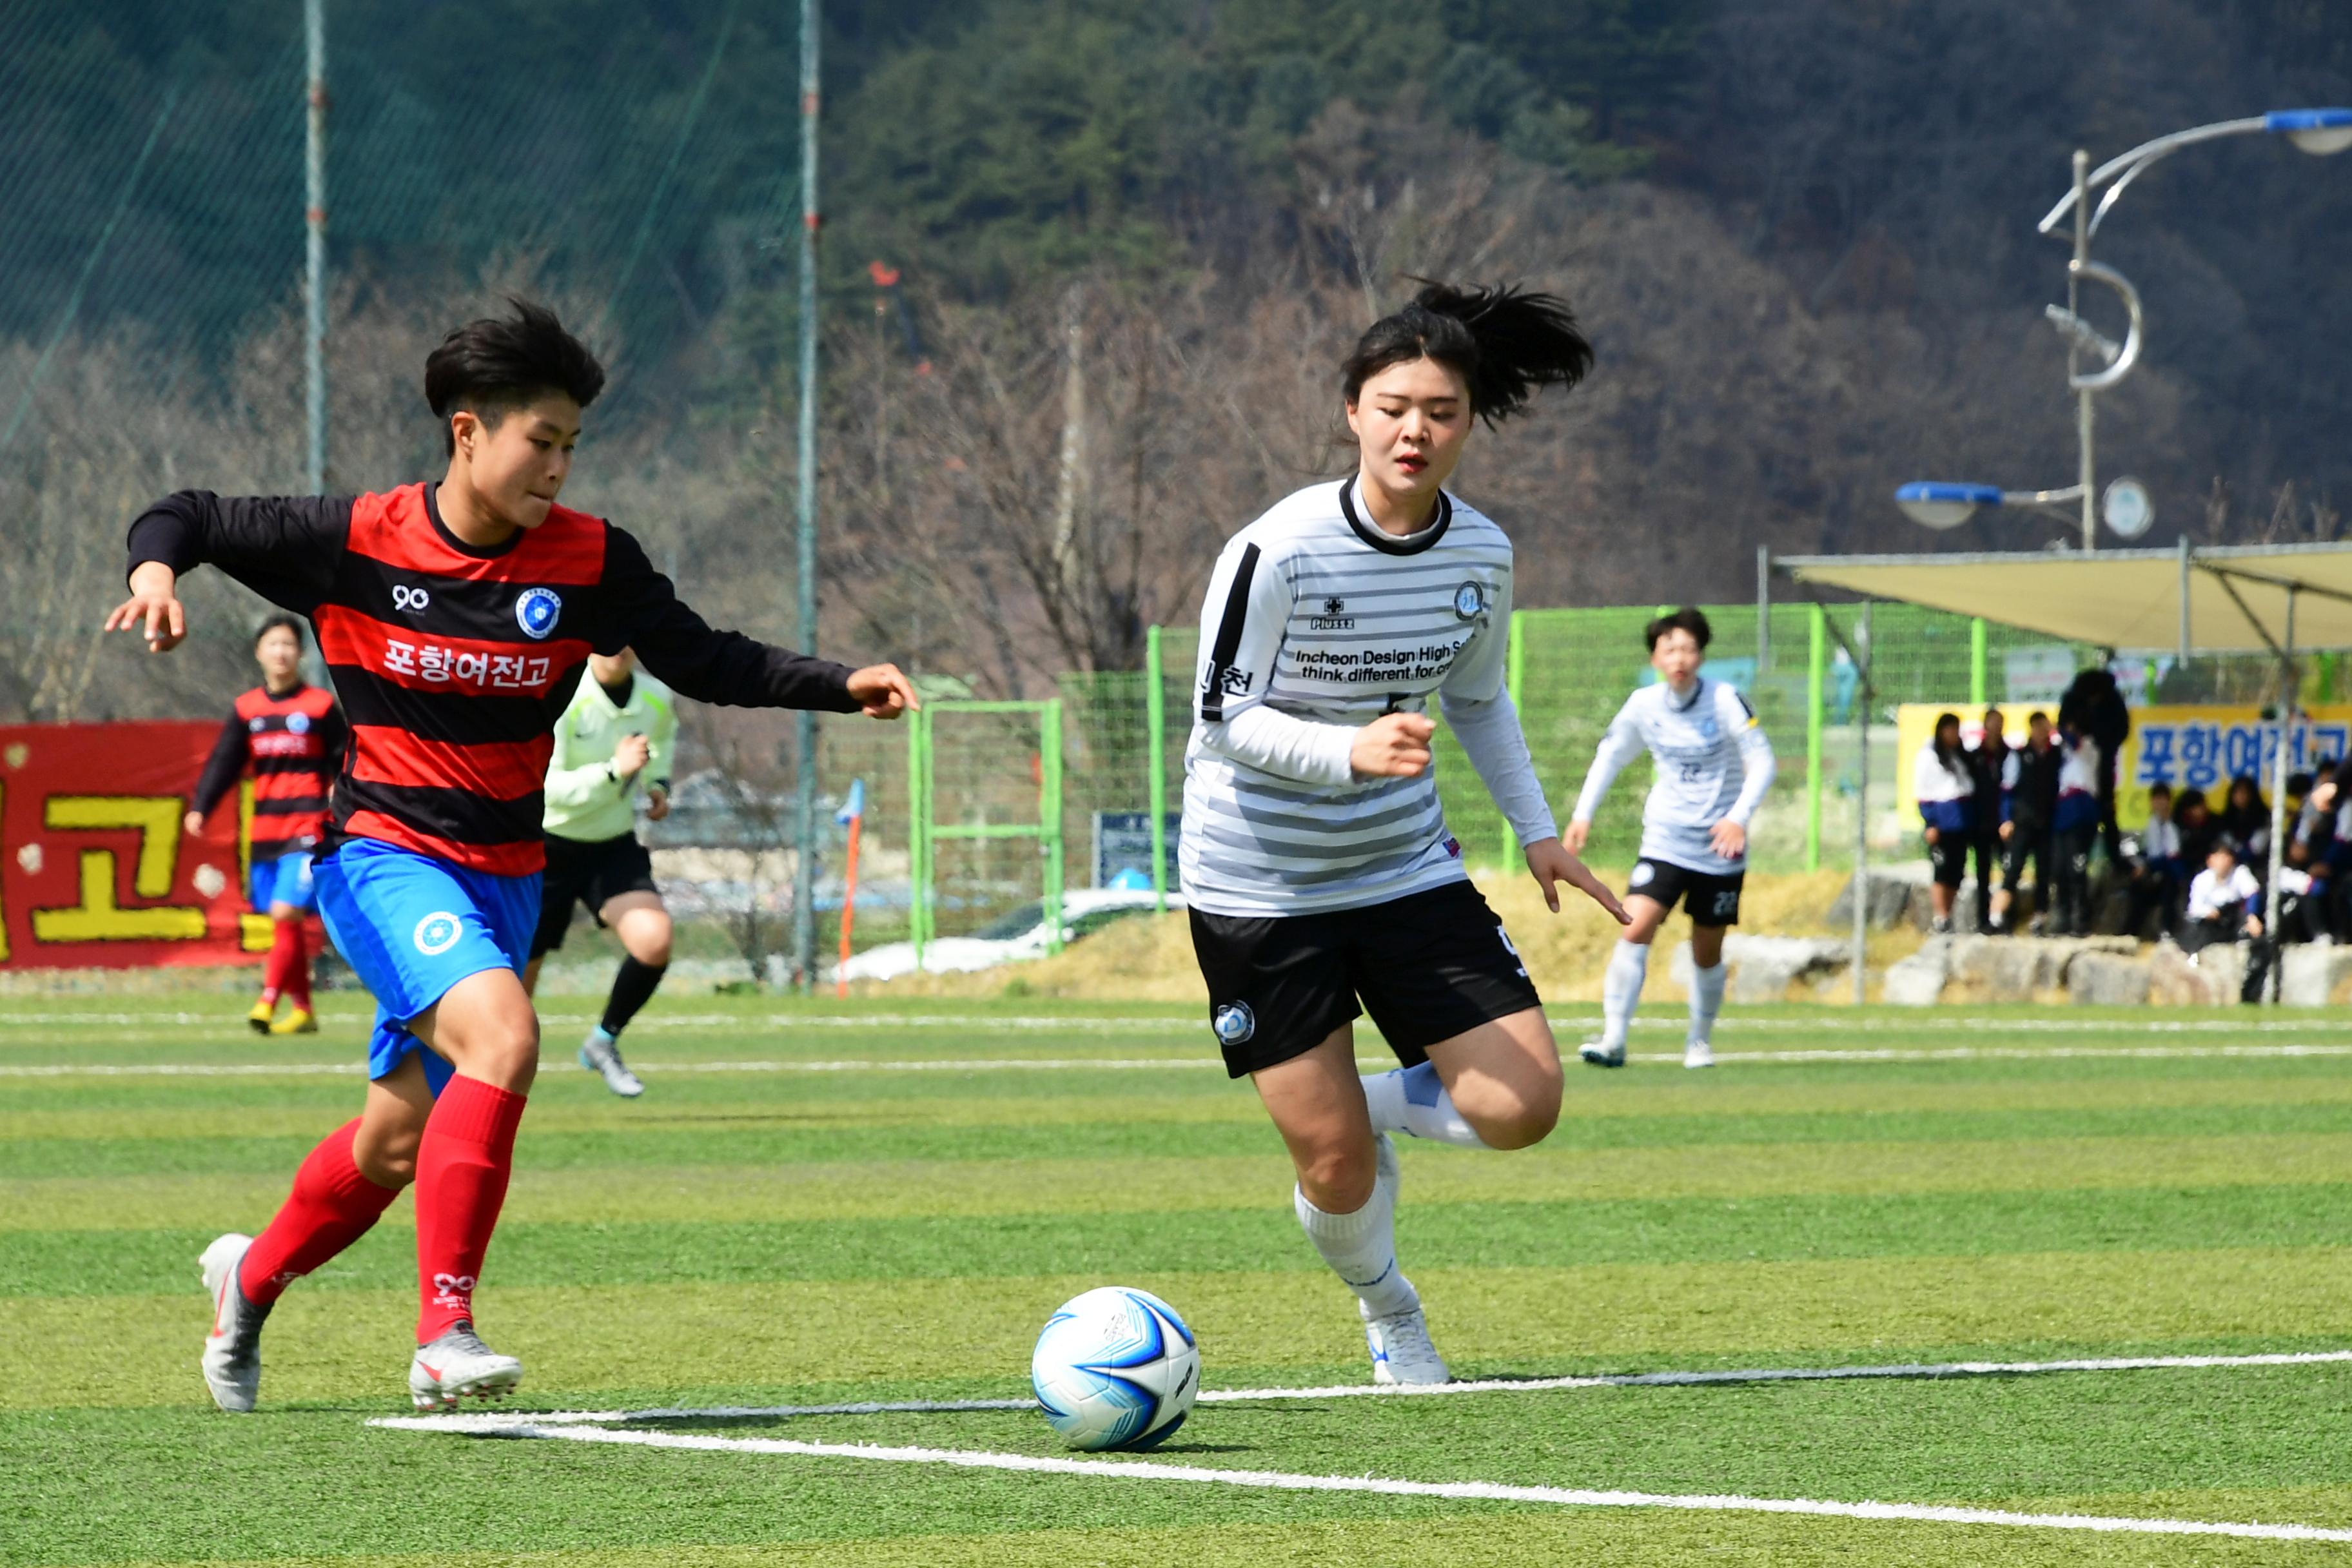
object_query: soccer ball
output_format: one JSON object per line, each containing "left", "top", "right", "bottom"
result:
{"left": 1030, "top": 1286, "right": 1199, "bottom": 1451}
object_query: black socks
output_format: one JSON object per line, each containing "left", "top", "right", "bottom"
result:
{"left": 601, "top": 956, "right": 668, "bottom": 1039}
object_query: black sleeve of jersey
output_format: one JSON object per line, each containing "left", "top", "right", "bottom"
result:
{"left": 316, "top": 702, "right": 351, "bottom": 776}
{"left": 126, "top": 492, "right": 351, "bottom": 616}
{"left": 596, "top": 525, "right": 860, "bottom": 712}
{"left": 190, "top": 710, "right": 251, "bottom": 821}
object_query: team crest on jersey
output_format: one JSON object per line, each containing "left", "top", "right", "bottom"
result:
{"left": 1213, "top": 1003, "right": 1256, "bottom": 1045}
{"left": 413, "top": 911, "right": 464, "bottom": 956}
{"left": 286, "top": 711, "right": 310, "bottom": 734}
{"left": 1453, "top": 581, "right": 1487, "bottom": 620}
{"left": 248, "top": 716, "right": 267, "bottom": 732}
{"left": 514, "top": 587, "right": 563, "bottom": 640}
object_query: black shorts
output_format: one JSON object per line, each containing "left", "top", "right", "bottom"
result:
{"left": 1187, "top": 878, "right": 1541, "bottom": 1078}
{"left": 1625, "top": 858, "right": 1743, "bottom": 925}
{"left": 531, "top": 833, "right": 660, "bottom": 958}
{"left": 1926, "top": 832, "right": 1968, "bottom": 888}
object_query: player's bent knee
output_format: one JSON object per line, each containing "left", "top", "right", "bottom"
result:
{"left": 1470, "top": 1083, "right": 1561, "bottom": 1150}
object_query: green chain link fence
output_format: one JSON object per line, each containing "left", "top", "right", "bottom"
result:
{"left": 835, "top": 600, "right": 2104, "bottom": 962}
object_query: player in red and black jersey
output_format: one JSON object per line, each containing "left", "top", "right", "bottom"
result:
{"left": 186, "top": 613, "right": 348, "bottom": 1036}
{"left": 110, "top": 300, "right": 917, "bottom": 1415}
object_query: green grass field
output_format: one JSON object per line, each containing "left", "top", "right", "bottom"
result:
{"left": 10, "top": 995, "right": 2352, "bottom": 1565}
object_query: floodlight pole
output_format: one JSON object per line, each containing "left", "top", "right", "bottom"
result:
{"left": 789, "top": 0, "right": 821, "bottom": 992}
{"left": 2070, "top": 150, "right": 2097, "bottom": 553}
{"left": 304, "top": 0, "right": 328, "bottom": 495}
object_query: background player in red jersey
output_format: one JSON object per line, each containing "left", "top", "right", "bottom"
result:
{"left": 185, "top": 613, "right": 348, "bottom": 1036}
{"left": 106, "top": 300, "right": 917, "bottom": 1415}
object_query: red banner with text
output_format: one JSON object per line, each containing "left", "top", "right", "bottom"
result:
{"left": 0, "top": 722, "right": 280, "bottom": 969}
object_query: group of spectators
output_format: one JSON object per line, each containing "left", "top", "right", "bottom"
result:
{"left": 1912, "top": 669, "right": 2352, "bottom": 966}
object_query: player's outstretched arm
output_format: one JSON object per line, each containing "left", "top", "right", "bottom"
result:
{"left": 110, "top": 493, "right": 349, "bottom": 651}
{"left": 1525, "top": 836, "right": 1629, "bottom": 923}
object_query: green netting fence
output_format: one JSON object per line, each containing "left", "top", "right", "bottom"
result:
{"left": 825, "top": 600, "right": 2115, "bottom": 959}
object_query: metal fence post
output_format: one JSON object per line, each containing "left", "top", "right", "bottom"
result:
{"left": 304, "top": 0, "right": 328, "bottom": 495}
{"left": 1043, "top": 700, "right": 1065, "bottom": 952}
{"left": 1969, "top": 617, "right": 1988, "bottom": 707}
{"left": 1146, "top": 625, "right": 1168, "bottom": 912}
{"left": 1806, "top": 604, "right": 1826, "bottom": 872}
{"left": 1500, "top": 609, "right": 1525, "bottom": 865}
{"left": 907, "top": 705, "right": 927, "bottom": 963}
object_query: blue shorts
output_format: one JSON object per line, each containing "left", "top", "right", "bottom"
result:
{"left": 247, "top": 850, "right": 317, "bottom": 913}
{"left": 313, "top": 838, "right": 541, "bottom": 1098}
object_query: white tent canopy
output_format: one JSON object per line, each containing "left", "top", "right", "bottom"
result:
{"left": 1778, "top": 540, "right": 2352, "bottom": 656}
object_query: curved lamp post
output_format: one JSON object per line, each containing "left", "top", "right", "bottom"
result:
{"left": 1896, "top": 110, "right": 2352, "bottom": 549}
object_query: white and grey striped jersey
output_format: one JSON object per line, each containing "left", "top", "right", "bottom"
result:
{"left": 1179, "top": 478, "right": 1555, "bottom": 918}
{"left": 1569, "top": 678, "right": 1776, "bottom": 874}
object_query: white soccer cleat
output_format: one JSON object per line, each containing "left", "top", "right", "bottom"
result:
{"left": 1362, "top": 1297, "right": 1451, "bottom": 1386}
{"left": 1684, "top": 1039, "right": 1715, "bottom": 1069}
{"left": 408, "top": 1325, "right": 524, "bottom": 1409}
{"left": 1580, "top": 1038, "right": 1627, "bottom": 1068}
{"left": 199, "top": 1232, "right": 270, "bottom": 1413}
{"left": 578, "top": 1026, "right": 644, "bottom": 1098}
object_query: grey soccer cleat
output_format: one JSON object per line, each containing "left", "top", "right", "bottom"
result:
{"left": 1580, "top": 1039, "right": 1627, "bottom": 1068}
{"left": 200, "top": 1233, "right": 272, "bottom": 1413}
{"left": 578, "top": 1026, "right": 645, "bottom": 1098}
{"left": 1362, "top": 1295, "right": 1451, "bottom": 1386}
{"left": 408, "top": 1324, "right": 524, "bottom": 1410}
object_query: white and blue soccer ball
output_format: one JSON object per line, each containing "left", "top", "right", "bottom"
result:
{"left": 1030, "top": 1286, "right": 1199, "bottom": 1451}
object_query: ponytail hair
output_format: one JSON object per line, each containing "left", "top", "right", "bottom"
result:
{"left": 1340, "top": 280, "right": 1592, "bottom": 427}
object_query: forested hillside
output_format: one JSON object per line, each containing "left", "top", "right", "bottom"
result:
{"left": 6, "top": 0, "right": 2352, "bottom": 714}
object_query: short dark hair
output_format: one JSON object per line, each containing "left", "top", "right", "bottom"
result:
{"left": 2148, "top": 781, "right": 2172, "bottom": 798}
{"left": 424, "top": 298, "right": 605, "bottom": 455}
{"left": 1645, "top": 607, "right": 1712, "bottom": 652}
{"left": 254, "top": 612, "right": 305, "bottom": 649}
{"left": 1341, "top": 280, "right": 1591, "bottom": 427}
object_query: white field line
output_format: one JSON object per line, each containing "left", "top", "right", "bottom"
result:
{"left": 12, "top": 1042, "right": 2352, "bottom": 1079}
{"left": 366, "top": 1419, "right": 2352, "bottom": 1544}
{"left": 6, "top": 1010, "right": 2352, "bottom": 1035}
{"left": 371, "top": 1348, "right": 2352, "bottom": 1431}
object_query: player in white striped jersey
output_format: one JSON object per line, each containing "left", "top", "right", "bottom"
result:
{"left": 1565, "top": 609, "right": 1776, "bottom": 1069}
{"left": 1183, "top": 282, "right": 1626, "bottom": 1386}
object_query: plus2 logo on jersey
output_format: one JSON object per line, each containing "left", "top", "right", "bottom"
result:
{"left": 514, "top": 587, "right": 563, "bottom": 640}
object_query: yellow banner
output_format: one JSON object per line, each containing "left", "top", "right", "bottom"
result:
{"left": 1893, "top": 703, "right": 2352, "bottom": 830}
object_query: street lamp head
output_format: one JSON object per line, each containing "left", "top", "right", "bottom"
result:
{"left": 1895, "top": 482, "right": 2003, "bottom": 530}
{"left": 2267, "top": 108, "right": 2352, "bottom": 155}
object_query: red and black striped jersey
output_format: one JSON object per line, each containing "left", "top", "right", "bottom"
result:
{"left": 191, "top": 683, "right": 347, "bottom": 859}
{"left": 129, "top": 482, "right": 860, "bottom": 876}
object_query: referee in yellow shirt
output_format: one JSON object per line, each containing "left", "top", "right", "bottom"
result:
{"left": 524, "top": 647, "right": 677, "bottom": 1097}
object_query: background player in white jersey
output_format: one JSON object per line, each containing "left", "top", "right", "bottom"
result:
{"left": 1183, "top": 282, "right": 1626, "bottom": 1387}
{"left": 1565, "top": 609, "right": 1775, "bottom": 1070}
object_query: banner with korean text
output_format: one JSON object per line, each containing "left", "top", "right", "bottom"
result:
{"left": 0, "top": 723, "right": 280, "bottom": 970}
{"left": 1894, "top": 704, "right": 2352, "bottom": 832}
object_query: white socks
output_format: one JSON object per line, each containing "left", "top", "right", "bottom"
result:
{"left": 1293, "top": 1142, "right": 1417, "bottom": 1318}
{"left": 1602, "top": 939, "right": 1650, "bottom": 1048}
{"left": 1688, "top": 960, "right": 1725, "bottom": 1046}
{"left": 1360, "top": 1062, "right": 1492, "bottom": 1150}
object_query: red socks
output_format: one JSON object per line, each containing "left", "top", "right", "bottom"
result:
{"left": 260, "top": 918, "right": 307, "bottom": 1007}
{"left": 412, "top": 1075, "right": 527, "bottom": 1344}
{"left": 238, "top": 1117, "right": 402, "bottom": 1306}
{"left": 282, "top": 919, "right": 311, "bottom": 1010}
